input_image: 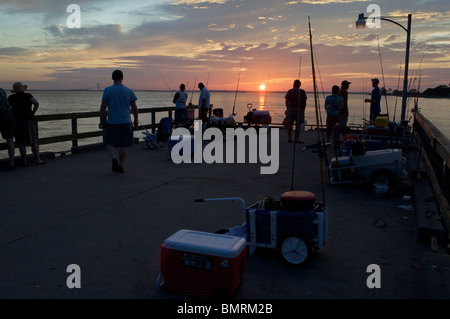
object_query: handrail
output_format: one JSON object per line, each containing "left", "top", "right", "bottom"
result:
{"left": 414, "top": 111, "right": 450, "bottom": 246}
{"left": 0, "top": 105, "right": 198, "bottom": 152}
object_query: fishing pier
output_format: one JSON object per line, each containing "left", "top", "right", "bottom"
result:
{"left": 0, "top": 105, "right": 449, "bottom": 300}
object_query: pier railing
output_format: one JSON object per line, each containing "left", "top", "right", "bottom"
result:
{"left": 0, "top": 105, "right": 196, "bottom": 153}
{"left": 414, "top": 111, "right": 450, "bottom": 244}
{"left": 0, "top": 104, "right": 331, "bottom": 154}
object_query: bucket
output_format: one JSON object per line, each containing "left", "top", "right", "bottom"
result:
{"left": 373, "top": 183, "right": 389, "bottom": 198}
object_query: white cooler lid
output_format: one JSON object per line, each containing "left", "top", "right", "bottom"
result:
{"left": 164, "top": 229, "right": 247, "bottom": 258}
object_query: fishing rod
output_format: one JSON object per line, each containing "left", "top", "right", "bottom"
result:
{"left": 298, "top": 56, "right": 302, "bottom": 80}
{"left": 189, "top": 75, "right": 197, "bottom": 106}
{"left": 290, "top": 59, "right": 303, "bottom": 190}
{"left": 415, "top": 56, "right": 424, "bottom": 113}
{"left": 263, "top": 66, "right": 270, "bottom": 109}
{"left": 313, "top": 48, "right": 328, "bottom": 145}
{"left": 161, "top": 75, "right": 174, "bottom": 98}
{"left": 232, "top": 60, "right": 243, "bottom": 116}
{"left": 307, "top": 16, "right": 326, "bottom": 206}
{"left": 377, "top": 37, "right": 389, "bottom": 119}
{"left": 206, "top": 72, "right": 211, "bottom": 87}
{"left": 393, "top": 62, "right": 402, "bottom": 122}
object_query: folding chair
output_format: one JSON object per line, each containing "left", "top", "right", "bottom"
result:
{"left": 143, "top": 117, "right": 173, "bottom": 150}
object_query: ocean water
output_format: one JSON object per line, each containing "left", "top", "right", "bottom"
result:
{"left": 1, "top": 90, "right": 448, "bottom": 159}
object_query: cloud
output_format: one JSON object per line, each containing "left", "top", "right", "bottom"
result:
{"left": 301, "top": 0, "right": 371, "bottom": 3}
{"left": 0, "top": 0, "right": 448, "bottom": 92}
{"left": 0, "top": 47, "right": 31, "bottom": 57}
{"left": 169, "top": 0, "right": 229, "bottom": 5}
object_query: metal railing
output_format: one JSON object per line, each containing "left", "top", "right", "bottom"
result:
{"left": 414, "top": 111, "right": 450, "bottom": 244}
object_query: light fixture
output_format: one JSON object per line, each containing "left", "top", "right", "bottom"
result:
{"left": 355, "top": 13, "right": 366, "bottom": 29}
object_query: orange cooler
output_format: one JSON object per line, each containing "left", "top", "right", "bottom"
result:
{"left": 159, "top": 229, "right": 247, "bottom": 298}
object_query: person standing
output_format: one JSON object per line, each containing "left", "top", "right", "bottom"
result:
{"left": 198, "top": 82, "right": 210, "bottom": 127}
{"left": 173, "top": 83, "right": 188, "bottom": 127}
{"left": 324, "top": 85, "right": 343, "bottom": 143}
{"left": 0, "top": 88, "right": 15, "bottom": 170}
{"left": 8, "top": 82, "right": 45, "bottom": 166}
{"left": 99, "top": 70, "right": 139, "bottom": 174}
{"left": 339, "top": 80, "right": 351, "bottom": 133}
{"left": 365, "top": 78, "right": 381, "bottom": 122}
{"left": 285, "top": 79, "right": 307, "bottom": 143}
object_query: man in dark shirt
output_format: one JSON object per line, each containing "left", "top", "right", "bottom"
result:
{"left": 339, "top": 80, "right": 351, "bottom": 135}
{"left": 365, "top": 78, "right": 382, "bottom": 122}
{"left": 0, "top": 88, "right": 15, "bottom": 169}
{"left": 8, "top": 82, "right": 45, "bottom": 166}
{"left": 285, "top": 80, "right": 307, "bottom": 143}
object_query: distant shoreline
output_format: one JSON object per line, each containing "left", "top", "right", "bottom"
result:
{"left": 18, "top": 89, "right": 450, "bottom": 98}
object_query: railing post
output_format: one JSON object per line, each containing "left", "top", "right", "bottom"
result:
{"left": 35, "top": 119, "right": 39, "bottom": 141}
{"left": 151, "top": 111, "right": 156, "bottom": 134}
{"left": 72, "top": 118, "right": 78, "bottom": 148}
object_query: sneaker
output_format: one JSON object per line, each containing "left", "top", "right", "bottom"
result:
{"left": 112, "top": 159, "right": 119, "bottom": 172}
{"left": 117, "top": 165, "right": 125, "bottom": 174}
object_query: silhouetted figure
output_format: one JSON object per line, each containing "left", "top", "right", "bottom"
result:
{"left": 99, "top": 70, "right": 139, "bottom": 174}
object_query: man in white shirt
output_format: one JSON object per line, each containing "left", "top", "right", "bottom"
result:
{"left": 173, "top": 83, "right": 188, "bottom": 127}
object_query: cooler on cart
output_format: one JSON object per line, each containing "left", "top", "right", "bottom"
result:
{"left": 158, "top": 229, "right": 247, "bottom": 298}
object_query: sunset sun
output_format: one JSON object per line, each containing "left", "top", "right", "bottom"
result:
{"left": 259, "top": 84, "right": 266, "bottom": 91}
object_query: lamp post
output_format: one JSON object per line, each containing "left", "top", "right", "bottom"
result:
{"left": 356, "top": 13, "right": 412, "bottom": 123}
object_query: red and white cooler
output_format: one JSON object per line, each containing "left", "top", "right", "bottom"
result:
{"left": 158, "top": 229, "right": 247, "bottom": 298}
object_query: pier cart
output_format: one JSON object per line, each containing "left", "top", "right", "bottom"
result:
{"left": 327, "top": 140, "right": 408, "bottom": 188}
{"left": 195, "top": 192, "right": 328, "bottom": 265}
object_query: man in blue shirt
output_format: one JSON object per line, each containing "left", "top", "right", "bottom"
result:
{"left": 365, "top": 78, "right": 381, "bottom": 122}
{"left": 99, "top": 70, "right": 139, "bottom": 173}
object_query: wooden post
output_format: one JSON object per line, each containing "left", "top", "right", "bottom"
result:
{"left": 72, "top": 118, "right": 78, "bottom": 148}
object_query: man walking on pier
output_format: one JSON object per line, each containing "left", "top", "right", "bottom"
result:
{"left": 99, "top": 70, "right": 139, "bottom": 174}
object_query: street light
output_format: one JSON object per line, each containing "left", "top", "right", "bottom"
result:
{"left": 356, "top": 13, "right": 412, "bottom": 123}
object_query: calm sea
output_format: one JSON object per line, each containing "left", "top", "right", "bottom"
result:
{"left": 1, "top": 90, "right": 448, "bottom": 159}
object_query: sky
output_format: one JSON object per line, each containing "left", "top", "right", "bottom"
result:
{"left": 0, "top": 0, "right": 449, "bottom": 92}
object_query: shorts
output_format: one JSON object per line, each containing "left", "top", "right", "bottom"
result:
{"left": 285, "top": 107, "right": 304, "bottom": 126}
{"left": 15, "top": 120, "right": 37, "bottom": 145}
{"left": 104, "top": 122, "right": 134, "bottom": 147}
{"left": 0, "top": 111, "right": 15, "bottom": 139}
{"left": 199, "top": 107, "right": 209, "bottom": 123}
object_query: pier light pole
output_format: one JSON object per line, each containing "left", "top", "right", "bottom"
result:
{"left": 356, "top": 13, "right": 412, "bottom": 123}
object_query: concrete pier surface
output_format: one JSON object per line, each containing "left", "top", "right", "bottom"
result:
{"left": 0, "top": 129, "right": 448, "bottom": 300}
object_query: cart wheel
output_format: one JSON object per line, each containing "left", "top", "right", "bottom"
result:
{"left": 156, "top": 273, "right": 165, "bottom": 289}
{"left": 370, "top": 169, "right": 395, "bottom": 187}
{"left": 280, "top": 237, "right": 309, "bottom": 265}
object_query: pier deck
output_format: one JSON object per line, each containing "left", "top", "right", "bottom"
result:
{"left": 0, "top": 129, "right": 449, "bottom": 299}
